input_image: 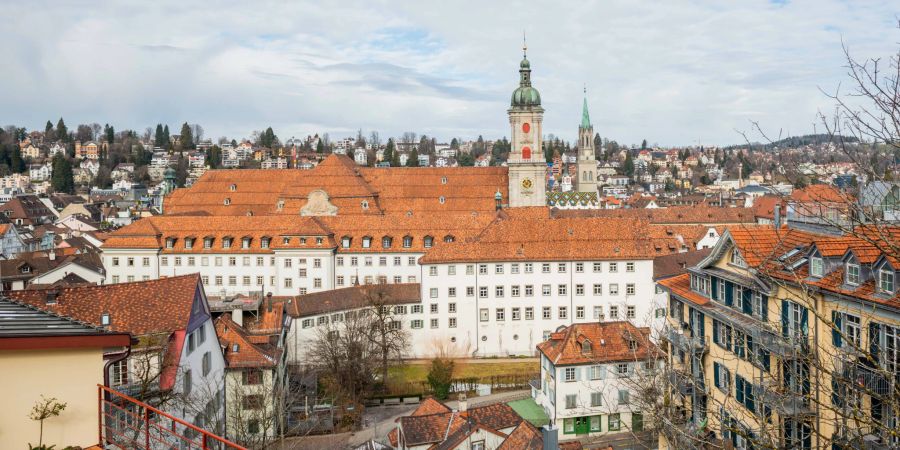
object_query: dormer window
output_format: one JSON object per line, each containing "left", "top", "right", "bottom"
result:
{"left": 628, "top": 340, "right": 638, "bottom": 351}
{"left": 424, "top": 235, "right": 434, "bottom": 248}
{"left": 166, "top": 238, "right": 175, "bottom": 249}
{"left": 809, "top": 256, "right": 823, "bottom": 278}
{"left": 441, "top": 176, "right": 448, "bottom": 184}
{"left": 342, "top": 236, "right": 352, "bottom": 248}
{"left": 261, "top": 237, "right": 270, "bottom": 249}
{"left": 203, "top": 237, "right": 213, "bottom": 249}
{"left": 232, "top": 344, "right": 239, "bottom": 353}
{"left": 21, "top": 265, "right": 31, "bottom": 274}
{"left": 282, "top": 237, "right": 290, "bottom": 245}
{"left": 362, "top": 236, "right": 372, "bottom": 249}
{"left": 403, "top": 236, "right": 413, "bottom": 248}
{"left": 439, "top": 196, "right": 446, "bottom": 204}
{"left": 101, "top": 313, "right": 110, "bottom": 326}
{"left": 223, "top": 237, "right": 233, "bottom": 249}
{"left": 242, "top": 237, "right": 251, "bottom": 249}
{"left": 382, "top": 236, "right": 392, "bottom": 249}
{"left": 230, "top": 184, "right": 237, "bottom": 191}
{"left": 316, "top": 237, "right": 323, "bottom": 245}
{"left": 361, "top": 200, "right": 369, "bottom": 210}
{"left": 879, "top": 269, "right": 894, "bottom": 294}
{"left": 581, "top": 340, "right": 592, "bottom": 355}
{"left": 224, "top": 198, "right": 231, "bottom": 206}
{"left": 277, "top": 200, "right": 284, "bottom": 211}
{"left": 730, "top": 249, "right": 746, "bottom": 267}
{"left": 444, "top": 235, "right": 455, "bottom": 243}
{"left": 184, "top": 238, "right": 194, "bottom": 250}
{"left": 846, "top": 262, "right": 860, "bottom": 285}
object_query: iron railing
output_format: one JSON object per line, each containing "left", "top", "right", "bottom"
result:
{"left": 98, "top": 384, "right": 246, "bottom": 450}
{"left": 664, "top": 326, "right": 708, "bottom": 354}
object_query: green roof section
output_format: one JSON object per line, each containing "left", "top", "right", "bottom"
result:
{"left": 507, "top": 398, "right": 550, "bottom": 428}
{"left": 581, "top": 95, "right": 591, "bottom": 129}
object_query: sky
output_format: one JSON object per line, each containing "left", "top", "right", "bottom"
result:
{"left": 0, "top": 0, "right": 897, "bottom": 147}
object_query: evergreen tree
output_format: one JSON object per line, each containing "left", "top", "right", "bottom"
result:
{"left": 154, "top": 124, "right": 165, "bottom": 147}
{"left": 408, "top": 148, "right": 419, "bottom": 167}
{"left": 179, "top": 122, "right": 194, "bottom": 149}
{"left": 45, "top": 121, "right": 54, "bottom": 141}
{"left": 50, "top": 154, "right": 75, "bottom": 194}
{"left": 450, "top": 138, "right": 459, "bottom": 149}
{"left": 383, "top": 138, "right": 395, "bottom": 165}
{"left": 163, "top": 125, "right": 170, "bottom": 149}
{"left": 10, "top": 147, "right": 25, "bottom": 173}
{"left": 623, "top": 152, "right": 635, "bottom": 177}
{"left": 641, "top": 139, "right": 648, "bottom": 150}
{"left": 175, "top": 156, "right": 189, "bottom": 187}
{"left": 457, "top": 152, "right": 474, "bottom": 166}
{"left": 206, "top": 145, "right": 222, "bottom": 168}
{"left": 105, "top": 124, "right": 115, "bottom": 144}
{"left": 94, "top": 166, "right": 112, "bottom": 189}
{"left": 56, "top": 118, "right": 68, "bottom": 143}
{"left": 316, "top": 139, "right": 325, "bottom": 153}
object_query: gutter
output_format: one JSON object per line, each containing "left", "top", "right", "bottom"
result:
{"left": 102, "top": 337, "right": 136, "bottom": 391}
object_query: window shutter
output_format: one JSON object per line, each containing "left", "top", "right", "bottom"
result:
{"left": 781, "top": 300, "right": 790, "bottom": 337}
{"left": 800, "top": 307, "right": 809, "bottom": 336}
{"left": 760, "top": 295, "right": 768, "bottom": 321}
{"left": 711, "top": 277, "right": 718, "bottom": 299}
{"left": 869, "top": 322, "right": 881, "bottom": 364}
{"left": 714, "top": 363, "right": 721, "bottom": 388}
{"left": 832, "top": 311, "right": 842, "bottom": 348}
{"left": 698, "top": 312, "right": 705, "bottom": 337}
{"left": 724, "top": 281, "right": 734, "bottom": 306}
{"left": 735, "top": 376, "right": 744, "bottom": 403}
{"left": 575, "top": 367, "right": 581, "bottom": 381}
{"left": 742, "top": 289, "right": 752, "bottom": 314}
{"left": 598, "top": 365, "right": 606, "bottom": 379}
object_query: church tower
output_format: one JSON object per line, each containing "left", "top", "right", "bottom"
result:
{"left": 576, "top": 89, "right": 598, "bottom": 194}
{"left": 507, "top": 40, "right": 547, "bottom": 208}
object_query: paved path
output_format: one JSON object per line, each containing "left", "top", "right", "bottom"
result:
{"left": 403, "top": 357, "right": 538, "bottom": 364}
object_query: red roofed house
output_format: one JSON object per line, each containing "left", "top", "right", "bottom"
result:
{"left": 533, "top": 321, "right": 662, "bottom": 438}
{"left": 4, "top": 274, "right": 226, "bottom": 437}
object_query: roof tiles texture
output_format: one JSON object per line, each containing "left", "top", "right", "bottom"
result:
{"left": 537, "top": 321, "right": 660, "bottom": 366}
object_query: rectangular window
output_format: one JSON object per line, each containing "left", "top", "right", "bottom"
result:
{"left": 610, "top": 284, "right": 619, "bottom": 295}
{"left": 558, "top": 284, "right": 567, "bottom": 296}
{"left": 576, "top": 306, "right": 585, "bottom": 319}
{"left": 466, "top": 286, "right": 475, "bottom": 297}
{"left": 627, "top": 305, "right": 636, "bottom": 319}
{"left": 494, "top": 264, "right": 503, "bottom": 274}
{"left": 313, "top": 278, "right": 322, "bottom": 288}
{"left": 430, "top": 318, "right": 439, "bottom": 328}
{"left": 610, "top": 262, "right": 618, "bottom": 273}
{"left": 542, "top": 284, "right": 551, "bottom": 296}
{"left": 525, "top": 307, "right": 534, "bottom": 320}
{"left": 593, "top": 262, "right": 602, "bottom": 272}
{"left": 511, "top": 263, "right": 520, "bottom": 274}
{"left": 576, "top": 284, "right": 584, "bottom": 296}
{"left": 591, "top": 392, "right": 603, "bottom": 407}
{"left": 479, "top": 287, "right": 488, "bottom": 298}
{"left": 431, "top": 304, "right": 439, "bottom": 313}
{"left": 593, "top": 284, "right": 602, "bottom": 295}
{"left": 408, "top": 257, "right": 416, "bottom": 266}
{"left": 512, "top": 307, "right": 521, "bottom": 320}
{"left": 609, "top": 413, "right": 620, "bottom": 431}
{"left": 429, "top": 266, "right": 438, "bottom": 276}
{"left": 524, "top": 263, "right": 533, "bottom": 273}
{"left": 448, "top": 303, "right": 456, "bottom": 313}
{"left": 495, "top": 286, "right": 504, "bottom": 297}
{"left": 610, "top": 305, "right": 619, "bottom": 319}
{"left": 626, "top": 283, "right": 635, "bottom": 295}
{"left": 575, "top": 262, "right": 584, "bottom": 273}
{"left": 480, "top": 308, "right": 489, "bottom": 322}
{"left": 590, "top": 365, "right": 604, "bottom": 380}
{"left": 541, "top": 263, "right": 550, "bottom": 273}
{"left": 496, "top": 308, "right": 505, "bottom": 321}
{"left": 411, "top": 320, "right": 423, "bottom": 329}
{"left": 479, "top": 264, "right": 488, "bottom": 274}
{"left": 846, "top": 263, "right": 860, "bottom": 285}
{"left": 559, "top": 306, "right": 567, "bottom": 319}
{"left": 542, "top": 307, "right": 551, "bottom": 319}
{"left": 564, "top": 367, "right": 576, "bottom": 382}
{"left": 565, "top": 394, "right": 577, "bottom": 409}
{"left": 880, "top": 269, "right": 895, "bottom": 293}
{"left": 449, "top": 317, "right": 457, "bottom": 328}
{"left": 810, "top": 256, "right": 823, "bottom": 277}
{"left": 511, "top": 285, "right": 520, "bottom": 296}
{"left": 202, "top": 351, "right": 211, "bottom": 376}
{"left": 525, "top": 285, "right": 534, "bottom": 296}
{"left": 593, "top": 306, "right": 604, "bottom": 320}
{"left": 466, "top": 264, "right": 474, "bottom": 275}
{"left": 448, "top": 265, "right": 456, "bottom": 275}
{"left": 557, "top": 263, "right": 566, "bottom": 273}
{"left": 626, "top": 262, "right": 635, "bottom": 272}
{"left": 617, "top": 389, "right": 629, "bottom": 405}
{"left": 448, "top": 287, "right": 457, "bottom": 297}
{"left": 430, "top": 288, "right": 438, "bottom": 298}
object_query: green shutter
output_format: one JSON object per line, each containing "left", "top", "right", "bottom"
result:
{"left": 832, "top": 311, "right": 842, "bottom": 348}
{"left": 714, "top": 363, "right": 721, "bottom": 388}
{"left": 711, "top": 277, "right": 718, "bottom": 299}
{"left": 781, "top": 300, "right": 790, "bottom": 337}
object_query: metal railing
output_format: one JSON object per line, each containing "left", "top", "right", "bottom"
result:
{"left": 754, "top": 382, "right": 812, "bottom": 416}
{"left": 98, "top": 384, "right": 246, "bottom": 450}
{"left": 664, "top": 326, "right": 708, "bottom": 354}
{"left": 837, "top": 359, "right": 893, "bottom": 397}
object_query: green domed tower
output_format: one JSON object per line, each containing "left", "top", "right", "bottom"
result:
{"left": 507, "top": 38, "right": 546, "bottom": 208}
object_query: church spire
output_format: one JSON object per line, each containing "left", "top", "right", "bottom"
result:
{"left": 581, "top": 85, "right": 591, "bottom": 129}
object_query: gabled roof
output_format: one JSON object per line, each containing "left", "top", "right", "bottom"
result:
{"left": 5, "top": 274, "right": 203, "bottom": 336}
{"left": 536, "top": 321, "right": 660, "bottom": 366}
{"left": 215, "top": 314, "right": 282, "bottom": 369}
{"left": 286, "top": 284, "right": 420, "bottom": 318}
{"left": 396, "top": 399, "right": 524, "bottom": 448}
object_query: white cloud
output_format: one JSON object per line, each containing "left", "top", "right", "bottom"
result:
{"left": 0, "top": 0, "right": 896, "bottom": 145}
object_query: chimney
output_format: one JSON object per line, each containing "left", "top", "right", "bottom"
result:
{"left": 541, "top": 424, "right": 559, "bottom": 450}
{"left": 266, "top": 292, "right": 273, "bottom": 313}
{"left": 458, "top": 393, "right": 467, "bottom": 412}
{"left": 232, "top": 308, "right": 243, "bottom": 327}
{"left": 774, "top": 204, "right": 782, "bottom": 229}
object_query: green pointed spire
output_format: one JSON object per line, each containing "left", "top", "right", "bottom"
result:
{"left": 581, "top": 87, "right": 591, "bottom": 129}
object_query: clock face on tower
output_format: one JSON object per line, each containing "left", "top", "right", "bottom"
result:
{"left": 522, "top": 178, "right": 533, "bottom": 189}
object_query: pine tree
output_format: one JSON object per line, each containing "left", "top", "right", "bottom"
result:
{"left": 383, "top": 138, "right": 395, "bottom": 165}
{"left": 408, "top": 148, "right": 419, "bottom": 167}
{"left": 163, "top": 125, "right": 170, "bottom": 149}
{"left": 623, "top": 152, "right": 635, "bottom": 177}
{"left": 51, "top": 154, "right": 75, "bottom": 194}
{"left": 155, "top": 124, "right": 165, "bottom": 147}
{"left": 641, "top": 139, "right": 648, "bottom": 150}
{"left": 105, "top": 124, "right": 115, "bottom": 144}
{"left": 316, "top": 140, "right": 325, "bottom": 153}
{"left": 10, "top": 147, "right": 25, "bottom": 173}
{"left": 180, "top": 122, "right": 193, "bottom": 149}
{"left": 56, "top": 118, "right": 68, "bottom": 143}
{"left": 45, "top": 121, "right": 54, "bottom": 141}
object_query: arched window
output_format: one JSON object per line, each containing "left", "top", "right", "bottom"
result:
{"left": 443, "top": 235, "right": 455, "bottom": 243}
{"left": 224, "top": 198, "right": 231, "bottom": 206}
{"left": 402, "top": 235, "right": 413, "bottom": 248}
{"left": 382, "top": 236, "right": 393, "bottom": 249}
{"left": 423, "top": 235, "right": 434, "bottom": 248}
{"left": 439, "top": 196, "right": 446, "bottom": 204}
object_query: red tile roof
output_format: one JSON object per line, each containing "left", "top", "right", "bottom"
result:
{"left": 536, "top": 321, "right": 661, "bottom": 366}
{"left": 286, "top": 283, "right": 420, "bottom": 318}
{"left": 215, "top": 314, "right": 282, "bottom": 369}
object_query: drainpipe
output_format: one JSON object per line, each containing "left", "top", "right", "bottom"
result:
{"left": 102, "top": 338, "right": 135, "bottom": 390}
{"left": 474, "top": 262, "right": 480, "bottom": 357}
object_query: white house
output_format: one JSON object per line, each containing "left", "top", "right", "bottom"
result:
{"left": 532, "top": 321, "right": 662, "bottom": 438}
{"left": 0, "top": 224, "right": 26, "bottom": 258}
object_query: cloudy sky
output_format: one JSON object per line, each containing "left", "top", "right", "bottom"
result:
{"left": 1, "top": 0, "right": 897, "bottom": 146}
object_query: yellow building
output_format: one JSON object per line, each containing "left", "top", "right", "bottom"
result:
{"left": 0, "top": 297, "right": 131, "bottom": 449}
{"left": 657, "top": 224, "right": 900, "bottom": 449}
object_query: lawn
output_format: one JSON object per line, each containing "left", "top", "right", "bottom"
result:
{"left": 387, "top": 360, "right": 539, "bottom": 386}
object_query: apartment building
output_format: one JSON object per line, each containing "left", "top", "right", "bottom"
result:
{"left": 657, "top": 224, "right": 900, "bottom": 449}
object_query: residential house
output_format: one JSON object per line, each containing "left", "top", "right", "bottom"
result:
{"left": 0, "top": 297, "right": 131, "bottom": 449}
{"left": 0, "top": 195, "right": 55, "bottom": 226}
{"left": 0, "top": 173, "right": 31, "bottom": 190}
{"left": 533, "top": 321, "right": 661, "bottom": 438}
{"left": 29, "top": 163, "right": 52, "bottom": 182}
{"left": 5, "top": 275, "right": 227, "bottom": 434}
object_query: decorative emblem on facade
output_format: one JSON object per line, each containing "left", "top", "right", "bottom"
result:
{"left": 300, "top": 189, "right": 338, "bottom": 216}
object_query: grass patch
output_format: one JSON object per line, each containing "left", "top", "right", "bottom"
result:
{"left": 388, "top": 360, "right": 539, "bottom": 385}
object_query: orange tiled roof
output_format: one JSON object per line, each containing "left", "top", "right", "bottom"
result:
{"left": 286, "top": 283, "right": 420, "bottom": 318}
{"left": 215, "top": 314, "right": 282, "bottom": 369}
{"left": 536, "top": 321, "right": 661, "bottom": 366}
{"left": 658, "top": 273, "right": 711, "bottom": 306}
{"left": 553, "top": 206, "right": 756, "bottom": 225}
{"left": 5, "top": 274, "right": 202, "bottom": 336}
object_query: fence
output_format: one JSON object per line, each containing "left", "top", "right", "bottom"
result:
{"left": 98, "top": 384, "right": 247, "bottom": 450}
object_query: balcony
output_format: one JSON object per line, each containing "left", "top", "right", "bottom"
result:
{"left": 99, "top": 384, "right": 245, "bottom": 450}
{"left": 664, "top": 326, "right": 708, "bottom": 354}
{"left": 754, "top": 382, "right": 813, "bottom": 416}
{"left": 832, "top": 433, "right": 894, "bottom": 450}
{"left": 838, "top": 359, "right": 893, "bottom": 397}
{"left": 668, "top": 370, "right": 705, "bottom": 397}
{"left": 753, "top": 328, "right": 807, "bottom": 358}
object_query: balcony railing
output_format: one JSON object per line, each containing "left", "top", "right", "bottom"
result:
{"left": 664, "top": 326, "right": 708, "bottom": 354}
{"left": 753, "top": 328, "right": 808, "bottom": 358}
{"left": 754, "top": 382, "right": 813, "bottom": 416}
{"left": 99, "top": 384, "right": 246, "bottom": 450}
{"left": 837, "top": 359, "right": 893, "bottom": 397}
